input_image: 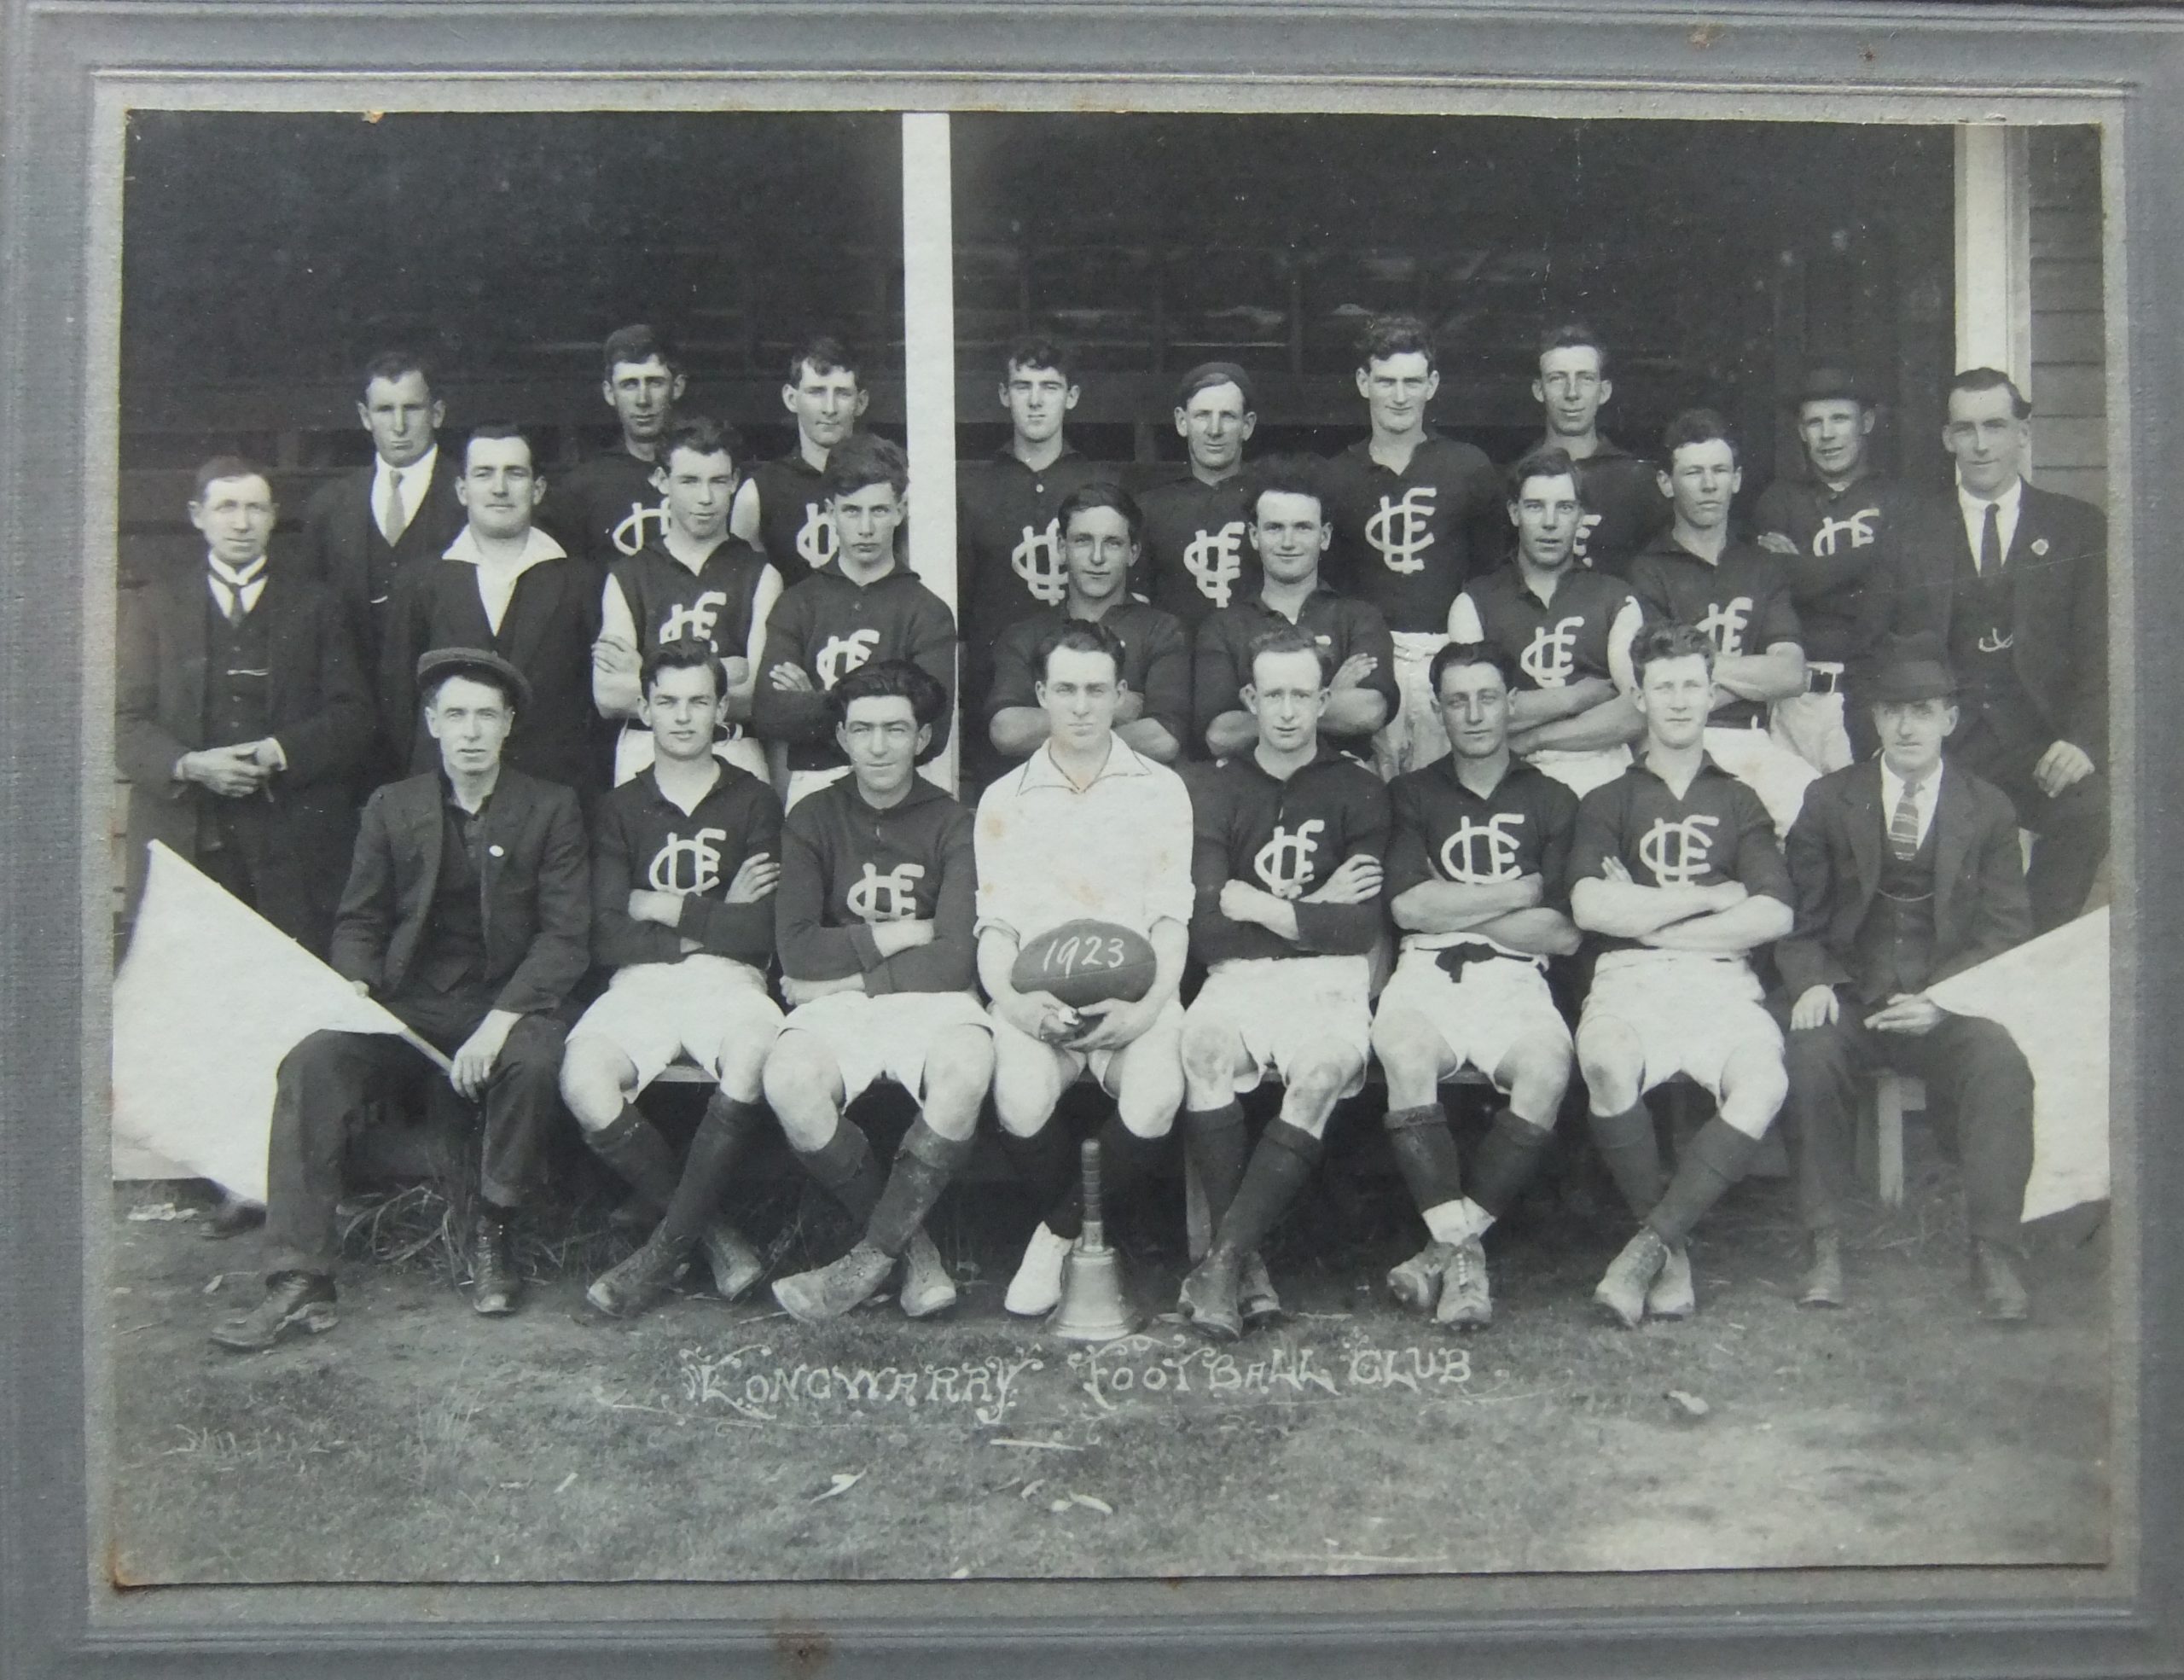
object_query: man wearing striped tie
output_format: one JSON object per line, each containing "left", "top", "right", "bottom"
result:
{"left": 1776, "top": 633, "right": 2038, "bottom": 1320}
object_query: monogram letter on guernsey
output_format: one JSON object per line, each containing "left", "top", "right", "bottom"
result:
{"left": 1438, "top": 813, "right": 1524, "bottom": 883}
{"left": 1182, "top": 521, "right": 1246, "bottom": 607}
{"left": 1519, "top": 616, "right": 1584, "bottom": 687}
{"left": 1252, "top": 818, "right": 1326, "bottom": 898}
{"left": 648, "top": 828, "right": 728, "bottom": 895}
{"left": 1636, "top": 814, "right": 1719, "bottom": 885}
{"left": 613, "top": 499, "right": 671, "bottom": 557}
{"left": 1365, "top": 486, "right": 1438, "bottom": 575}
{"left": 1011, "top": 520, "right": 1067, "bottom": 605}
{"left": 796, "top": 504, "right": 839, "bottom": 570}
{"left": 815, "top": 628, "right": 881, "bottom": 687}
{"left": 846, "top": 861, "right": 926, "bottom": 922}
{"left": 659, "top": 590, "right": 729, "bottom": 649}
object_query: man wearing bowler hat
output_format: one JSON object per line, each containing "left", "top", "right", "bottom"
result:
{"left": 1777, "top": 633, "right": 2036, "bottom": 1320}
{"left": 211, "top": 647, "right": 590, "bottom": 1350}
{"left": 1754, "top": 367, "right": 1929, "bottom": 770}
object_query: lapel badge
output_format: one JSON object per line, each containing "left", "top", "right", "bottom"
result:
{"left": 488, "top": 844, "right": 506, "bottom": 858}
{"left": 2030, "top": 537, "right": 2050, "bottom": 556}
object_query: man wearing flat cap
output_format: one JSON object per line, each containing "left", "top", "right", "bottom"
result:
{"left": 212, "top": 647, "right": 590, "bottom": 1351}
{"left": 1754, "top": 366, "right": 1929, "bottom": 771}
{"left": 1777, "top": 633, "right": 2036, "bottom": 1320}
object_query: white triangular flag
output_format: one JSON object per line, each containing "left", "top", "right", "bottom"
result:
{"left": 112, "top": 842, "right": 435, "bottom": 1201}
{"left": 1926, "top": 906, "right": 2110, "bottom": 1220}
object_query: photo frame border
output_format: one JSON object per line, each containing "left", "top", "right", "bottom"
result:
{"left": 2, "top": 3, "right": 2176, "bottom": 1674}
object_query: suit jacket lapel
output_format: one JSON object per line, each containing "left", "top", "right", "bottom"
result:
{"left": 1845, "top": 759, "right": 1885, "bottom": 907}
{"left": 477, "top": 771, "right": 531, "bottom": 955}
{"left": 1931, "top": 764, "right": 1977, "bottom": 939}
{"left": 406, "top": 777, "right": 446, "bottom": 933}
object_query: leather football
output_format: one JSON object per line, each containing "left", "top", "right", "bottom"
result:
{"left": 1009, "top": 918, "right": 1158, "bottom": 1009}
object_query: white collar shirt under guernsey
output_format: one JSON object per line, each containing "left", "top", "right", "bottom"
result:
{"left": 973, "top": 735, "right": 1196, "bottom": 946}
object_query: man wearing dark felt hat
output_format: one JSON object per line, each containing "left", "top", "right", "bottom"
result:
{"left": 212, "top": 645, "right": 591, "bottom": 1351}
{"left": 1776, "top": 631, "right": 2037, "bottom": 1320}
{"left": 1753, "top": 365, "right": 1930, "bottom": 770}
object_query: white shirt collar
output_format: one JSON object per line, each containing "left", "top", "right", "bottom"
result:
{"left": 442, "top": 525, "right": 566, "bottom": 569}
{"left": 1018, "top": 734, "right": 1154, "bottom": 793}
{"left": 1956, "top": 474, "right": 2023, "bottom": 520}
{"left": 374, "top": 443, "right": 437, "bottom": 490}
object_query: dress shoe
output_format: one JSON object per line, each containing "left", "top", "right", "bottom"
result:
{"left": 772, "top": 1241, "right": 894, "bottom": 1323}
{"left": 1972, "top": 1239, "right": 2030, "bottom": 1323}
{"left": 897, "top": 1229, "right": 958, "bottom": 1320}
{"left": 1646, "top": 1241, "right": 1696, "bottom": 1321}
{"left": 470, "top": 1214, "right": 522, "bottom": 1317}
{"left": 1594, "top": 1227, "right": 1669, "bottom": 1329}
{"left": 1386, "top": 1241, "right": 1455, "bottom": 1313}
{"left": 1435, "top": 1235, "right": 1493, "bottom": 1329}
{"left": 700, "top": 1218, "right": 764, "bottom": 1302}
{"left": 200, "top": 1196, "right": 265, "bottom": 1241}
{"left": 209, "top": 1270, "right": 337, "bottom": 1352}
{"left": 1179, "top": 1247, "right": 1243, "bottom": 1342}
{"left": 585, "top": 1233, "right": 688, "bottom": 1318}
{"left": 1003, "top": 1223, "right": 1073, "bottom": 1317}
{"left": 1798, "top": 1230, "right": 1846, "bottom": 1309}
{"left": 1239, "top": 1252, "right": 1283, "bottom": 1328}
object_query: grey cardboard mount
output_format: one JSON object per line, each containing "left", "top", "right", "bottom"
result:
{"left": 2, "top": 3, "right": 2176, "bottom": 1676}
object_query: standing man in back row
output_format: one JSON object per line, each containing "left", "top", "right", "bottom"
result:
{"left": 1321, "top": 313, "right": 1506, "bottom": 779}
{"left": 1525, "top": 323, "right": 1670, "bottom": 578}
{"left": 1136, "top": 361, "right": 1262, "bottom": 640}
{"left": 730, "top": 335, "right": 869, "bottom": 579}
{"left": 541, "top": 324, "right": 683, "bottom": 572}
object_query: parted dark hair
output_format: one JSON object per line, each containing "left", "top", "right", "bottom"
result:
{"left": 830, "top": 657, "right": 948, "bottom": 729}
{"left": 1246, "top": 454, "right": 1328, "bottom": 523}
{"left": 1429, "top": 639, "right": 1517, "bottom": 696}
{"left": 1660, "top": 407, "right": 1740, "bottom": 468}
{"left": 1949, "top": 366, "right": 2033, "bottom": 420}
{"left": 822, "top": 433, "right": 909, "bottom": 503}
{"left": 603, "top": 323, "right": 679, "bottom": 377}
{"left": 641, "top": 636, "right": 728, "bottom": 699}
{"left": 1536, "top": 321, "right": 1611, "bottom": 378}
{"left": 1506, "top": 444, "right": 1585, "bottom": 505}
{"left": 361, "top": 349, "right": 433, "bottom": 396}
{"left": 1005, "top": 331, "right": 1077, "bottom": 387}
{"left": 658, "top": 415, "right": 746, "bottom": 473}
{"left": 1354, "top": 311, "right": 1438, "bottom": 371}
{"left": 1057, "top": 482, "right": 1144, "bottom": 545}
{"left": 787, "top": 334, "right": 861, "bottom": 387}
{"left": 192, "top": 455, "right": 275, "bottom": 501}
{"left": 462, "top": 423, "right": 537, "bottom": 469}
{"left": 1246, "top": 623, "right": 1333, "bottom": 687}
{"left": 1631, "top": 620, "right": 1717, "bottom": 683}
{"left": 1035, "top": 619, "right": 1128, "bottom": 686}
{"left": 1175, "top": 359, "right": 1257, "bottom": 412}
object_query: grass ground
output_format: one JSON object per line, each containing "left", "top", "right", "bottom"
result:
{"left": 104, "top": 1114, "right": 2110, "bottom": 1585}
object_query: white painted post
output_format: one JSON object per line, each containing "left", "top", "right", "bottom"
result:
{"left": 900, "top": 113, "right": 961, "bottom": 789}
{"left": 1954, "top": 125, "right": 2033, "bottom": 390}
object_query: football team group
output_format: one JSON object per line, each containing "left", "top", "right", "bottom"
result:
{"left": 115, "top": 314, "right": 2106, "bottom": 1354}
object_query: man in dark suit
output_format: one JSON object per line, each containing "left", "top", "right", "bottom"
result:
{"left": 1779, "top": 634, "right": 2036, "bottom": 1320}
{"left": 1871, "top": 368, "right": 2106, "bottom": 933}
{"left": 298, "top": 353, "right": 468, "bottom": 700}
{"left": 382, "top": 425, "right": 607, "bottom": 796}
{"left": 118, "top": 456, "right": 374, "bottom": 956}
{"left": 212, "top": 648, "right": 590, "bottom": 1351}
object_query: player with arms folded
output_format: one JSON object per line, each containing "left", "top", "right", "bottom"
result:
{"left": 1368, "top": 642, "right": 1582, "bottom": 1330}
{"left": 560, "top": 638, "right": 785, "bottom": 1319}
{"left": 976, "top": 620, "right": 1196, "bottom": 1319}
{"left": 1174, "top": 625, "right": 1391, "bottom": 1340}
{"left": 1570, "top": 622, "right": 1796, "bottom": 1328}
{"left": 761, "top": 660, "right": 992, "bottom": 1323}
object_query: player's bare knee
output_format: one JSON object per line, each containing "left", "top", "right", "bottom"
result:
{"left": 1371, "top": 1009, "right": 1446, "bottom": 1098}
{"left": 762, "top": 1036, "right": 840, "bottom": 1144}
{"left": 921, "top": 1028, "right": 995, "bottom": 1122}
{"left": 714, "top": 1034, "right": 771, "bottom": 1103}
{"left": 1282, "top": 1047, "right": 1357, "bottom": 1116}
{"left": 558, "top": 1038, "right": 633, "bottom": 1131}
{"left": 1577, "top": 1022, "right": 1641, "bottom": 1112}
{"left": 1718, "top": 1048, "right": 1789, "bottom": 1137}
{"left": 1504, "top": 1032, "right": 1572, "bottom": 1119}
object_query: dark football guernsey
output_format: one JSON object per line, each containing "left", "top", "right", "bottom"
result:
{"left": 1562, "top": 438, "right": 1672, "bottom": 578}
{"left": 1385, "top": 755, "right": 1577, "bottom": 956}
{"left": 984, "top": 601, "right": 1192, "bottom": 752}
{"left": 542, "top": 450, "right": 669, "bottom": 572}
{"left": 1322, "top": 433, "right": 1507, "bottom": 632}
{"left": 1136, "top": 474, "right": 1260, "bottom": 630}
{"left": 1191, "top": 587, "right": 1399, "bottom": 757}
{"left": 590, "top": 761, "right": 781, "bottom": 973}
{"left": 1751, "top": 472, "right": 1926, "bottom": 667}
{"left": 1629, "top": 532, "right": 1804, "bottom": 729}
{"left": 1449, "top": 565, "right": 1638, "bottom": 693}
{"left": 606, "top": 535, "right": 771, "bottom": 663}
{"left": 747, "top": 451, "right": 839, "bottom": 578}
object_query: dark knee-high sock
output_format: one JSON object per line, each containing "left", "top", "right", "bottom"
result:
{"left": 585, "top": 1104, "right": 681, "bottom": 1209}
{"left": 655, "top": 1093, "right": 764, "bottom": 1248}
{"left": 1381, "top": 1102, "right": 1463, "bottom": 1219}
{"left": 1468, "top": 1107, "right": 1554, "bottom": 1219}
{"left": 1211, "top": 1119, "right": 1322, "bottom": 1259}
{"left": 1183, "top": 1100, "right": 1249, "bottom": 1231}
{"left": 1000, "top": 1116, "right": 1079, "bottom": 1218}
{"left": 1645, "top": 1116, "right": 1762, "bottom": 1245}
{"left": 1587, "top": 1101, "right": 1663, "bottom": 1223}
{"left": 1046, "top": 1109, "right": 1167, "bottom": 1241}
{"left": 793, "top": 1119, "right": 884, "bottom": 1225}
{"left": 865, "top": 1119, "right": 974, "bottom": 1258}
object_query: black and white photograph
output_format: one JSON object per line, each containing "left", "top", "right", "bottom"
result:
{"left": 88, "top": 95, "right": 2122, "bottom": 1594}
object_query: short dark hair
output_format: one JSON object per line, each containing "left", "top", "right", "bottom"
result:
{"left": 1507, "top": 444, "right": 1585, "bottom": 506}
{"left": 463, "top": 423, "right": 535, "bottom": 470}
{"left": 1057, "top": 482, "right": 1143, "bottom": 546}
{"left": 1175, "top": 360, "right": 1256, "bottom": 412}
{"left": 821, "top": 433, "right": 909, "bottom": 503}
{"left": 1035, "top": 619, "right": 1127, "bottom": 686}
{"left": 1536, "top": 322, "right": 1611, "bottom": 378}
{"left": 1004, "top": 331, "right": 1077, "bottom": 387}
{"left": 1631, "top": 621, "right": 1716, "bottom": 684}
{"left": 1246, "top": 624, "right": 1333, "bottom": 688}
{"left": 830, "top": 658, "right": 947, "bottom": 729}
{"left": 1661, "top": 408, "right": 1739, "bottom": 468}
{"left": 641, "top": 636, "right": 727, "bottom": 699}
{"left": 658, "top": 415, "right": 746, "bottom": 474}
{"left": 1246, "top": 454, "right": 1327, "bottom": 524}
{"left": 423, "top": 664, "right": 520, "bottom": 712}
{"left": 191, "top": 455, "right": 274, "bottom": 502}
{"left": 787, "top": 334, "right": 861, "bottom": 388}
{"left": 1355, "top": 311, "right": 1437, "bottom": 372}
{"left": 361, "top": 349, "right": 433, "bottom": 397}
{"left": 603, "top": 323, "right": 678, "bottom": 378}
{"left": 1429, "top": 640, "right": 1516, "bottom": 697}
{"left": 1949, "top": 366, "right": 2033, "bottom": 420}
